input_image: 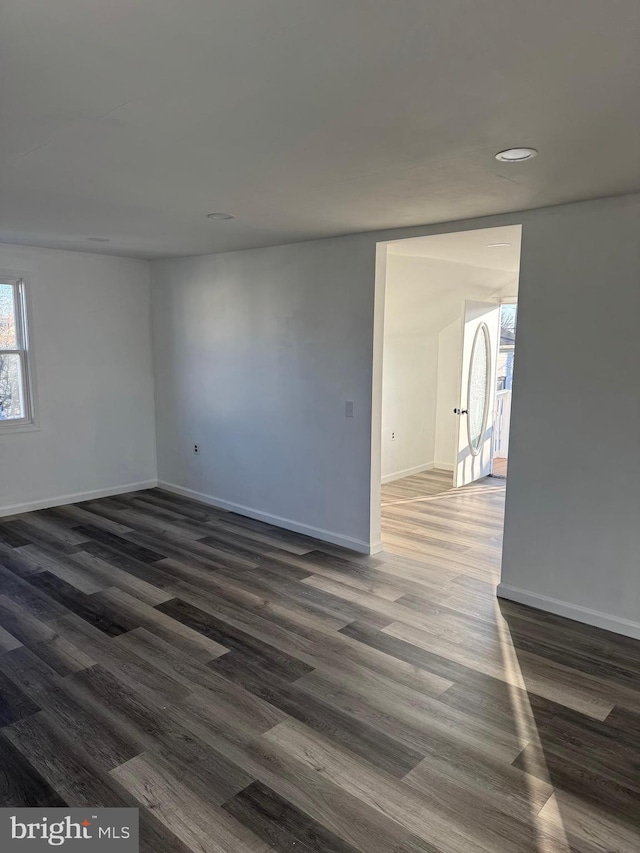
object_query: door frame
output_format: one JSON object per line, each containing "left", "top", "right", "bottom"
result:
{"left": 369, "top": 226, "right": 522, "bottom": 554}
{"left": 491, "top": 297, "right": 518, "bottom": 473}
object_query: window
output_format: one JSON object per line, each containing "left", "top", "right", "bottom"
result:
{"left": 497, "top": 303, "right": 517, "bottom": 392}
{"left": 0, "top": 279, "right": 33, "bottom": 427}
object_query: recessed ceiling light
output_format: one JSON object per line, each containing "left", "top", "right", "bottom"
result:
{"left": 487, "top": 242, "right": 511, "bottom": 248}
{"left": 207, "top": 212, "right": 235, "bottom": 220}
{"left": 86, "top": 237, "right": 110, "bottom": 242}
{"left": 495, "top": 147, "right": 537, "bottom": 162}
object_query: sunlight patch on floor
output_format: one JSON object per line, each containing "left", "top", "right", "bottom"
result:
{"left": 495, "top": 600, "right": 570, "bottom": 853}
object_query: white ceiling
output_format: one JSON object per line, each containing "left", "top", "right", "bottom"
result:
{"left": 1, "top": 1, "right": 639, "bottom": 260}
{"left": 387, "top": 225, "right": 522, "bottom": 272}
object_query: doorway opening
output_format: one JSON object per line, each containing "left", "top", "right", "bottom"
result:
{"left": 373, "top": 224, "right": 521, "bottom": 555}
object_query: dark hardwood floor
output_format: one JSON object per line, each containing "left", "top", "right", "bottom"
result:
{"left": 1, "top": 476, "right": 639, "bottom": 852}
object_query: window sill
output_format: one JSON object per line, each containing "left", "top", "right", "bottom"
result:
{"left": 0, "top": 422, "right": 39, "bottom": 435}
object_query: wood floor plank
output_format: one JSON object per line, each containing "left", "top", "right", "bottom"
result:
{"left": 43, "top": 503, "right": 136, "bottom": 536}
{"left": 499, "top": 601, "right": 640, "bottom": 685}
{"left": 159, "top": 588, "right": 452, "bottom": 699}
{"left": 67, "top": 664, "right": 181, "bottom": 753}
{"left": 16, "top": 512, "right": 91, "bottom": 548}
{"left": 26, "top": 571, "right": 142, "bottom": 637}
{"left": 3, "top": 517, "right": 83, "bottom": 554}
{"left": 0, "top": 593, "right": 57, "bottom": 645}
{"left": 222, "top": 780, "right": 361, "bottom": 853}
{"left": 381, "top": 620, "right": 616, "bottom": 720}
{"left": 295, "top": 665, "right": 524, "bottom": 765}
{"left": 0, "top": 668, "right": 41, "bottom": 727}
{"left": 29, "top": 684, "right": 141, "bottom": 773}
{"left": 204, "top": 515, "right": 315, "bottom": 556}
{"left": 31, "top": 634, "right": 97, "bottom": 676}
{"left": 0, "top": 645, "right": 63, "bottom": 700}
{"left": 52, "top": 612, "right": 191, "bottom": 705}
{"left": 74, "top": 524, "right": 167, "bottom": 563}
{"left": 0, "top": 473, "right": 637, "bottom": 853}
{"left": 18, "top": 544, "right": 105, "bottom": 594}
{"left": 0, "top": 732, "right": 68, "bottom": 807}
{"left": 0, "top": 563, "right": 68, "bottom": 621}
{"left": 157, "top": 596, "right": 314, "bottom": 678}
{"left": 128, "top": 489, "right": 220, "bottom": 522}
{"left": 68, "top": 550, "right": 174, "bottom": 606}
{"left": 4, "top": 711, "right": 139, "bottom": 806}
{"left": 265, "top": 719, "right": 497, "bottom": 853}
{"left": 0, "top": 540, "right": 41, "bottom": 577}
{"left": 209, "top": 650, "right": 425, "bottom": 777}
{"left": 299, "top": 569, "right": 405, "bottom": 601}
{"left": 114, "top": 627, "right": 231, "bottom": 694}
{"left": 3, "top": 713, "right": 192, "bottom": 853}
{"left": 95, "top": 588, "right": 230, "bottom": 660}
{"left": 301, "top": 573, "right": 480, "bottom": 638}
{"left": 156, "top": 600, "right": 312, "bottom": 682}
{"left": 183, "top": 573, "right": 355, "bottom": 641}
{"left": 89, "top": 504, "right": 212, "bottom": 543}
{"left": 401, "top": 753, "right": 563, "bottom": 853}
{"left": 0, "top": 625, "right": 22, "bottom": 653}
{"left": 123, "top": 529, "right": 255, "bottom": 573}
{"left": 146, "top": 735, "right": 254, "bottom": 807}
{"left": 403, "top": 745, "right": 553, "bottom": 819}
{"left": 162, "top": 694, "right": 423, "bottom": 853}
{"left": 111, "top": 752, "right": 272, "bottom": 853}
{"left": 178, "top": 671, "right": 288, "bottom": 736}
{"left": 216, "top": 564, "right": 394, "bottom": 631}
{"left": 513, "top": 739, "right": 640, "bottom": 828}
{"left": 0, "top": 521, "right": 35, "bottom": 548}
{"left": 0, "top": 594, "right": 96, "bottom": 675}
{"left": 537, "top": 789, "right": 640, "bottom": 853}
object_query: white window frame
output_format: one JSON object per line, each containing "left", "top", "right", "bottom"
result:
{"left": 0, "top": 276, "right": 35, "bottom": 430}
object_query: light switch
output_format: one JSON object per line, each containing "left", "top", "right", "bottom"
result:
{"left": 345, "top": 401, "right": 354, "bottom": 418}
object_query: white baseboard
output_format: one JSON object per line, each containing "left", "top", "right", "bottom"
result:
{"left": 158, "top": 480, "right": 377, "bottom": 555}
{"left": 0, "top": 480, "right": 158, "bottom": 519}
{"left": 497, "top": 583, "right": 640, "bottom": 641}
{"left": 381, "top": 461, "right": 455, "bottom": 483}
{"left": 433, "top": 460, "right": 455, "bottom": 472}
{"left": 381, "top": 461, "right": 434, "bottom": 485}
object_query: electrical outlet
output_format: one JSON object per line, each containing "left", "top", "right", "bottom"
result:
{"left": 391, "top": 431, "right": 396, "bottom": 441}
{"left": 345, "top": 400, "right": 354, "bottom": 418}
{"left": 193, "top": 444, "right": 200, "bottom": 455}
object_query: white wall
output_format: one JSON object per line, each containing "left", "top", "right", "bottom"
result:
{"left": 434, "top": 318, "right": 460, "bottom": 469}
{"left": 381, "top": 255, "right": 440, "bottom": 482}
{"left": 151, "top": 238, "right": 377, "bottom": 552}
{"left": 499, "top": 194, "right": 640, "bottom": 638}
{"left": 381, "top": 336, "right": 438, "bottom": 482}
{"left": 0, "top": 244, "right": 156, "bottom": 515}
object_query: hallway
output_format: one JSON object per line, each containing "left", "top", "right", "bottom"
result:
{"left": 382, "top": 469, "right": 504, "bottom": 580}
